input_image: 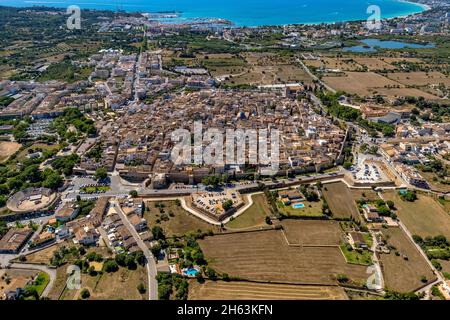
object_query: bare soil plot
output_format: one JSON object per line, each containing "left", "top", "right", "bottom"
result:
{"left": 350, "top": 188, "right": 380, "bottom": 202}
{"left": 226, "top": 193, "right": 270, "bottom": 230}
{"left": 61, "top": 266, "right": 147, "bottom": 300}
{"left": 0, "top": 141, "right": 21, "bottom": 162}
{"left": 0, "top": 269, "right": 38, "bottom": 298}
{"left": 382, "top": 191, "right": 450, "bottom": 238}
{"left": 22, "top": 244, "right": 61, "bottom": 265}
{"left": 323, "top": 72, "right": 401, "bottom": 96}
{"left": 188, "top": 280, "right": 348, "bottom": 300}
{"left": 322, "top": 182, "right": 360, "bottom": 220}
{"left": 439, "top": 260, "right": 450, "bottom": 275}
{"left": 281, "top": 220, "right": 342, "bottom": 246}
{"left": 386, "top": 72, "right": 450, "bottom": 87}
{"left": 382, "top": 57, "right": 423, "bottom": 64}
{"left": 144, "top": 200, "right": 217, "bottom": 237}
{"left": 380, "top": 228, "right": 435, "bottom": 293}
{"left": 420, "top": 171, "right": 450, "bottom": 193}
{"left": 198, "top": 230, "right": 368, "bottom": 285}
{"left": 353, "top": 58, "right": 396, "bottom": 71}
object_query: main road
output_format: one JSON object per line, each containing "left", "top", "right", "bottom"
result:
{"left": 111, "top": 199, "right": 158, "bottom": 300}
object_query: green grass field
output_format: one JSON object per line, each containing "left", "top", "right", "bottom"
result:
{"left": 340, "top": 245, "right": 373, "bottom": 266}
{"left": 277, "top": 200, "right": 323, "bottom": 217}
{"left": 226, "top": 194, "right": 270, "bottom": 229}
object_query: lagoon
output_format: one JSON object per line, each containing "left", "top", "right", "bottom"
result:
{"left": 343, "top": 38, "right": 436, "bottom": 52}
{"left": 2, "top": 0, "right": 428, "bottom": 27}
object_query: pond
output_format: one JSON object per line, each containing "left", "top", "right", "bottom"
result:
{"left": 343, "top": 38, "right": 435, "bottom": 53}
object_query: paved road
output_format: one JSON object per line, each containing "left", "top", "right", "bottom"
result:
{"left": 9, "top": 263, "right": 56, "bottom": 298}
{"left": 297, "top": 58, "right": 336, "bottom": 93}
{"left": 111, "top": 200, "right": 158, "bottom": 300}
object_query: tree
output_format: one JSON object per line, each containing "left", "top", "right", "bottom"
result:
{"left": 386, "top": 200, "right": 395, "bottom": 209}
{"left": 151, "top": 243, "right": 161, "bottom": 256}
{"left": 42, "top": 171, "right": 63, "bottom": 190}
{"left": 94, "top": 167, "right": 107, "bottom": 181}
{"left": 115, "top": 253, "right": 127, "bottom": 267}
{"left": 125, "top": 255, "right": 137, "bottom": 270}
{"left": 135, "top": 251, "right": 146, "bottom": 266}
{"left": 205, "top": 267, "right": 217, "bottom": 280}
{"left": 265, "top": 216, "right": 272, "bottom": 225}
{"left": 129, "top": 190, "right": 138, "bottom": 198}
{"left": 201, "top": 175, "right": 221, "bottom": 188}
{"left": 103, "top": 259, "right": 119, "bottom": 273}
{"left": 152, "top": 226, "right": 165, "bottom": 240}
{"left": 137, "top": 283, "right": 146, "bottom": 294}
{"left": 80, "top": 288, "right": 90, "bottom": 299}
{"left": 222, "top": 199, "right": 233, "bottom": 211}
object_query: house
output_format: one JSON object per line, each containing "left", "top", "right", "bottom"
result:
{"left": 278, "top": 189, "right": 305, "bottom": 205}
{"left": 74, "top": 225, "right": 98, "bottom": 246}
{"left": 123, "top": 237, "right": 137, "bottom": 250}
{"left": 32, "top": 230, "right": 55, "bottom": 247}
{"left": 128, "top": 214, "right": 147, "bottom": 232}
{"left": 0, "top": 228, "right": 33, "bottom": 254}
{"left": 56, "top": 226, "right": 71, "bottom": 239}
{"left": 363, "top": 205, "right": 383, "bottom": 222}
{"left": 348, "top": 232, "right": 368, "bottom": 249}
{"left": 55, "top": 203, "right": 80, "bottom": 222}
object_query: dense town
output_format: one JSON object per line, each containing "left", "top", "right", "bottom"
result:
{"left": 0, "top": 0, "right": 449, "bottom": 302}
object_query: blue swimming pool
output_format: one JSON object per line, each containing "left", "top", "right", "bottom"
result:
{"left": 184, "top": 268, "right": 199, "bottom": 277}
{"left": 292, "top": 203, "right": 305, "bottom": 209}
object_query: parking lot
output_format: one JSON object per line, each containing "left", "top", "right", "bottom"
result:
{"left": 351, "top": 156, "right": 388, "bottom": 183}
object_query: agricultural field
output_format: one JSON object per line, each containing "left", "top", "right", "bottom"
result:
{"left": 0, "top": 141, "right": 21, "bottom": 162}
{"left": 382, "top": 191, "right": 450, "bottom": 238}
{"left": 386, "top": 71, "right": 450, "bottom": 87}
{"left": 226, "top": 193, "right": 270, "bottom": 230}
{"left": 353, "top": 58, "right": 397, "bottom": 71}
{"left": 198, "top": 230, "right": 368, "bottom": 286}
{"left": 281, "top": 220, "right": 342, "bottom": 246}
{"left": 371, "top": 87, "right": 439, "bottom": 100}
{"left": 303, "top": 57, "right": 361, "bottom": 71}
{"left": 188, "top": 280, "right": 348, "bottom": 300}
{"left": 224, "top": 52, "right": 313, "bottom": 86}
{"left": 144, "top": 200, "right": 218, "bottom": 237}
{"left": 322, "top": 182, "right": 360, "bottom": 220}
{"left": 322, "top": 72, "right": 401, "bottom": 96}
{"left": 61, "top": 265, "right": 148, "bottom": 300}
{"left": 380, "top": 228, "right": 435, "bottom": 293}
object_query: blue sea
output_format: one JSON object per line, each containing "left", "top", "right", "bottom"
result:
{"left": 0, "top": 0, "right": 427, "bottom": 26}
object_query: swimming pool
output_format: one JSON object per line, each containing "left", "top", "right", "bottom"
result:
{"left": 292, "top": 203, "right": 305, "bottom": 209}
{"left": 183, "top": 268, "right": 199, "bottom": 277}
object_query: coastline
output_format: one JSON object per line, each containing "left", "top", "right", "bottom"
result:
{"left": 0, "top": 0, "right": 432, "bottom": 27}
